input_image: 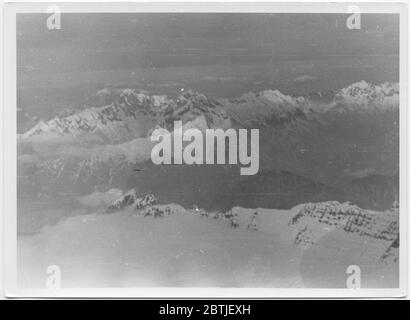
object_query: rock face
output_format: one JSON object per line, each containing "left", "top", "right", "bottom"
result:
{"left": 159, "top": 89, "right": 231, "bottom": 131}
{"left": 142, "top": 205, "right": 174, "bottom": 218}
{"left": 381, "top": 237, "right": 399, "bottom": 263}
{"left": 333, "top": 81, "right": 399, "bottom": 112}
{"left": 105, "top": 189, "right": 158, "bottom": 213}
{"left": 134, "top": 194, "right": 157, "bottom": 210}
{"left": 105, "top": 189, "right": 139, "bottom": 213}
{"left": 289, "top": 201, "right": 399, "bottom": 262}
{"left": 105, "top": 190, "right": 184, "bottom": 218}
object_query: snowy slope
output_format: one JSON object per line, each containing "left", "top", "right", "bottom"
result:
{"left": 18, "top": 196, "right": 399, "bottom": 288}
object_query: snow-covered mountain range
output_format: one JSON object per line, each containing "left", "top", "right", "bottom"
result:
{"left": 17, "top": 81, "right": 399, "bottom": 213}
{"left": 103, "top": 189, "right": 401, "bottom": 268}
{"left": 20, "top": 89, "right": 231, "bottom": 143}
{"left": 80, "top": 187, "right": 400, "bottom": 268}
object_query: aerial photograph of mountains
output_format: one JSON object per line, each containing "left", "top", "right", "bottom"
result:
{"left": 16, "top": 13, "right": 400, "bottom": 288}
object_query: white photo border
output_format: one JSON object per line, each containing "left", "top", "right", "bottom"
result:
{"left": 2, "top": 0, "right": 408, "bottom": 298}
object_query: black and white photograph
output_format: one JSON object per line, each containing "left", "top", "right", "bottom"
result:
{"left": 1, "top": 1, "right": 408, "bottom": 298}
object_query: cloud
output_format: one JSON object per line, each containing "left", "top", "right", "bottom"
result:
{"left": 293, "top": 75, "right": 317, "bottom": 82}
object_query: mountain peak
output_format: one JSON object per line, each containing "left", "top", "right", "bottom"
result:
{"left": 221, "top": 89, "right": 311, "bottom": 127}
{"left": 21, "top": 88, "right": 232, "bottom": 142}
{"left": 333, "top": 81, "right": 399, "bottom": 111}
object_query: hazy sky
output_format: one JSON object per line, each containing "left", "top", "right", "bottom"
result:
{"left": 17, "top": 13, "right": 399, "bottom": 73}
{"left": 16, "top": 12, "right": 400, "bottom": 125}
